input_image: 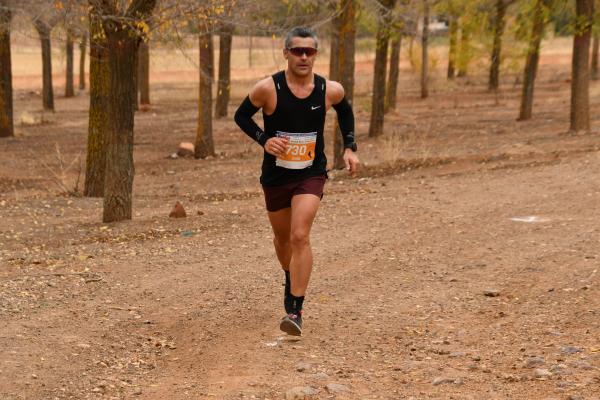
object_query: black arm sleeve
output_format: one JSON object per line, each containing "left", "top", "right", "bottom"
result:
{"left": 234, "top": 96, "right": 268, "bottom": 147}
{"left": 332, "top": 96, "right": 355, "bottom": 147}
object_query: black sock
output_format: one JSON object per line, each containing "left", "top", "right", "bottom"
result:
{"left": 290, "top": 294, "right": 304, "bottom": 315}
{"left": 284, "top": 270, "right": 293, "bottom": 313}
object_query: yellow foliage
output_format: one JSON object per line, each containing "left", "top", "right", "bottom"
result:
{"left": 137, "top": 21, "right": 150, "bottom": 35}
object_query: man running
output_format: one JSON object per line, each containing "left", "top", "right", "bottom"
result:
{"left": 234, "top": 26, "right": 359, "bottom": 336}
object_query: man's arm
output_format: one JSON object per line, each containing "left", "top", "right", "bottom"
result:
{"left": 234, "top": 79, "right": 289, "bottom": 156}
{"left": 234, "top": 80, "right": 269, "bottom": 146}
{"left": 328, "top": 81, "right": 356, "bottom": 149}
{"left": 328, "top": 81, "right": 359, "bottom": 173}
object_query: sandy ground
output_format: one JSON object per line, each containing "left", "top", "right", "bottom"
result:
{"left": 1, "top": 38, "right": 600, "bottom": 399}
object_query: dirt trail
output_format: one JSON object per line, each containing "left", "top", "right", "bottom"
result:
{"left": 1, "top": 59, "right": 600, "bottom": 399}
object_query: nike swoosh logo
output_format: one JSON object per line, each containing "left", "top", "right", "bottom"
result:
{"left": 311, "top": 106, "right": 321, "bottom": 110}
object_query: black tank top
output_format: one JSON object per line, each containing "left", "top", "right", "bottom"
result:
{"left": 260, "top": 71, "right": 327, "bottom": 186}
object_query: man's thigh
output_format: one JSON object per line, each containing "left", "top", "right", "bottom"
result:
{"left": 290, "top": 194, "right": 321, "bottom": 235}
{"left": 268, "top": 207, "right": 292, "bottom": 239}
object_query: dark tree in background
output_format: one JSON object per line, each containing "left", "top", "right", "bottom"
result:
{"left": 79, "top": 32, "right": 87, "bottom": 90}
{"left": 33, "top": 18, "right": 56, "bottom": 111}
{"left": 330, "top": 0, "right": 356, "bottom": 169}
{"left": 570, "top": 0, "right": 593, "bottom": 133}
{"left": 385, "top": 1, "right": 403, "bottom": 113}
{"left": 0, "top": 0, "right": 13, "bottom": 138}
{"left": 421, "top": 0, "right": 429, "bottom": 99}
{"left": 138, "top": 41, "right": 150, "bottom": 105}
{"left": 215, "top": 22, "right": 233, "bottom": 118}
{"left": 369, "top": 0, "right": 396, "bottom": 137}
{"left": 195, "top": 31, "right": 215, "bottom": 158}
{"left": 65, "top": 29, "right": 75, "bottom": 97}
{"left": 84, "top": 6, "right": 109, "bottom": 197}
{"left": 90, "top": 0, "right": 157, "bottom": 222}
{"left": 518, "top": 0, "right": 547, "bottom": 121}
{"left": 488, "top": 0, "right": 511, "bottom": 91}
{"left": 447, "top": 14, "right": 458, "bottom": 79}
{"left": 591, "top": 2, "right": 599, "bottom": 80}
{"left": 457, "top": 18, "right": 470, "bottom": 77}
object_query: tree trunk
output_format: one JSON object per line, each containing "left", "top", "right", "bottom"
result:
{"left": 84, "top": 13, "right": 109, "bottom": 197}
{"left": 570, "top": 0, "right": 593, "bottom": 133}
{"left": 248, "top": 34, "right": 252, "bottom": 68}
{"left": 79, "top": 31, "right": 87, "bottom": 90}
{"left": 447, "top": 16, "right": 458, "bottom": 79}
{"left": 518, "top": 0, "right": 545, "bottom": 121}
{"left": 329, "top": 9, "right": 340, "bottom": 81}
{"left": 489, "top": 0, "right": 507, "bottom": 91}
{"left": 369, "top": 0, "right": 396, "bottom": 137}
{"left": 330, "top": 0, "right": 356, "bottom": 169}
{"left": 0, "top": 2, "right": 13, "bottom": 138}
{"left": 592, "top": 31, "right": 599, "bottom": 80}
{"left": 385, "top": 33, "right": 401, "bottom": 112}
{"left": 215, "top": 24, "right": 233, "bottom": 118}
{"left": 34, "top": 21, "right": 54, "bottom": 111}
{"left": 195, "top": 32, "right": 215, "bottom": 158}
{"left": 65, "top": 30, "right": 75, "bottom": 97}
{"left": 93, "top": 0, "right": 156, "bottom": 222}
{"left": 421, "top": 0, "right": 429, "bottom": 99}
{"left": 138, "top": 41, "right": 150, "bottom": 104}
{"left": 132, "top": 48, "right": 139, "bottom": 111}
{"left": 457, "top": 22, "right": 470, "bottom": 77}
{"left": 102, "top": 27, "right": 139, "bottom": 222}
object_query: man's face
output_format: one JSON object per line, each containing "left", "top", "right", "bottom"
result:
{"left": 283, "top": 36, "right": 318, "bottom": 77}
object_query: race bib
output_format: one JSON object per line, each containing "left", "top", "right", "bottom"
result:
{"left": 275, "top": 131, "right": 317, "bottom": 169}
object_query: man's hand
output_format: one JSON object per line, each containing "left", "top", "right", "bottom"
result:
{"left": 343, "top": 148, "right": 359, "bottom": 174}
{"left": 265, "top": 136, "right": 289, "bottom": 157}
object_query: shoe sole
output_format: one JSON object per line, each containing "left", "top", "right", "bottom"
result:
{"left": 280, "top": 317, "right": 302, "bottom": 336}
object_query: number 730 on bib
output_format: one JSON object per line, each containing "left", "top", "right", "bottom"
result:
{"left": 275, "top": 131, "right": 317, "bottom": 170}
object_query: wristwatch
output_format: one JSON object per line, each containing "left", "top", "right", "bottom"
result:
{"left": 344, "top": 142, "right": 358, "bottom": 152}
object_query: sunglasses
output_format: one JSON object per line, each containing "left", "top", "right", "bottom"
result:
{"left": 287, "top": 47, "right": 318, "bottom": 57}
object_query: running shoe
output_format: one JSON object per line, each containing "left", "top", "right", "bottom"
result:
{"left": 280, "top": 312, "right": 302, "bottom": 336}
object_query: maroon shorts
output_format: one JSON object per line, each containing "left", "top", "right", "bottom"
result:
{"left": 262, "top": 175, "right": 327, "bottom": 212}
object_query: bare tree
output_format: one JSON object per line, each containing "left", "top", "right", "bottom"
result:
{"left": 330, "top": 0, "right": 356, "bottom": 169}
{"left": 447, "top": 14, "right": 458, "bottom": 79}
{"left": 0, "top": 0, "right": 13, "bottom": 138}
{"left": 88, "top": 0, "right": 157, "bottom": 222}
{"left": 33, "top": 17, "right": 58, "bottom": 111}
{"left": 518, "top": 0, "right": 547, "bottom": 121}
{"left": 570, "top": 0, "right": 593, "bottom": 133}
{"left": 195, "top": 30, "right": 215, "bottom": 158}
{"left": 592, "top": 1, "right": 600, "bottom": 80}
{"left": 385, "top": 32, "right": 402, "bottom": 111}
{"left": 421, "top": 0, "right": 429, "bottom": 99}
{"left": 369, "top": 0, "right": 397, "bottom": 137}
{"left": 592, "top": 32, "right": 599, "bottom": 79}
{"left": 79, "top": 32, "right": 87, "bottom": 90}
{"left": 215, "top": 22, "right": 233, "bottom": 118}
{"left": 489, "top": 0, "right": 512, "bottom": 91}
{"left": 138, "top": 41, "right": 150, "bottom": 105}
{"left": 386, "top": 0, "right": 410, "bottom": 112}
{"left": 457, "top": 17, "right": 470, "bottom": 77}
{"left": 84, "top": 4, "right": 108, "bottom": 197}
{"left": 65, "top": 29, "right": 75, "bottom": 97}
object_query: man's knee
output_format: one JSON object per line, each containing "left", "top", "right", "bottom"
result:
{"left": 290, "top": 228, "right": 310, "bottom": 248}
{"left": 274, "top": 235, "right": 290, "bottom": 250}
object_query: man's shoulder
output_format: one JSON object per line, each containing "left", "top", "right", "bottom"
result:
{"left": 254, "top": 76, "right": 276, "bottom": 92}
{"left": 325, "top": 79, "right": 345, "bottom": 102}
{"left": 249, "top": 76, "right": 277, "bottom": 105}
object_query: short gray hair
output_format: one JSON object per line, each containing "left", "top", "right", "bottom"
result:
{"left": 284, "top": 26, "right": 318, "bottom": 49}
